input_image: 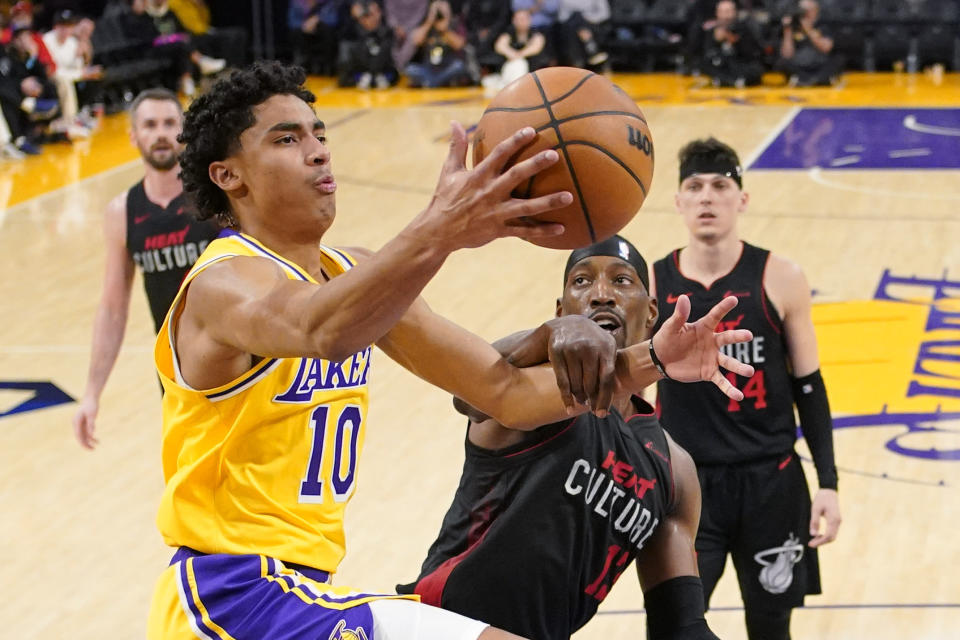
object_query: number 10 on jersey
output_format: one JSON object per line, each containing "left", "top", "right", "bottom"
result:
{"left": 299, "top": 404, "right": 362, "bottom": 503}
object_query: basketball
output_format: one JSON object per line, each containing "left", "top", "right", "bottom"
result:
{"left": 473, "top": 67, "right": 654, "bottom": 249}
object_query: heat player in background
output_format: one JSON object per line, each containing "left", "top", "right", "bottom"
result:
{"left": 651, "top": 138, "right": 842, "bottom": 640}
{"left": 72, "top": 88, "right": 220, "bottom": 449}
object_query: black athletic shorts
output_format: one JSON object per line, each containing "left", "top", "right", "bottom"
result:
{"left": 695, "top": 451, "right": 821, "bottom": 611}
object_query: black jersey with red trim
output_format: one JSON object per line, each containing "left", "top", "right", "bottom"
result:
{"left": 399, "top": 399, "right": 674, "bottom": 640}
{"left": 125, "top": 180, "right": 220, "bottom": 332}
{"left": 652, "top": 242, "right": 796, "bottom": 464}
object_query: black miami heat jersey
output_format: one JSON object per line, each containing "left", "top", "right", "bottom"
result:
{"left": 400, "top": 400, "right": 674, "bottom": 640}
{"left": 125, "top": 180, "right": 220, "bottom": 332}
{"left": 653, "top": 242, "right": 796, "bottom": 464}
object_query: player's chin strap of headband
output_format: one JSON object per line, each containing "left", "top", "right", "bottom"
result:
{"left": 679, "top": 158, "right": 743, "bottom": 188}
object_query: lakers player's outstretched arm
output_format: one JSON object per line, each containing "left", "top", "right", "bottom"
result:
{"left": 377, "top": 294, "right": 754, "bottom": 430}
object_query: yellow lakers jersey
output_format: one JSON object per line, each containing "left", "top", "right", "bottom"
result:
{"left": 154, "top": 229, "right": 372, "bottom": 573}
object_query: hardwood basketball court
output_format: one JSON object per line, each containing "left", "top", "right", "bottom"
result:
{"left": 0, "top": 72, "right": 958, "bottom": 639}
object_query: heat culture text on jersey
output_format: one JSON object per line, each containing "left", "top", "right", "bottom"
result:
{"left": 275, "top": 347, "right": 372, "bottom": 402}
{"left": 564, "top": 449, "right": 660, "bottom": 551}
{"left": 132, "top": 226, "right": 210, "bottom": 274}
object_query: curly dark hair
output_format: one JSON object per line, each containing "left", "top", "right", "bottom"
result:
{"left": 677, "top": 137, "right": 741, "bottom": 170}
{"left": 178, "top": 61, "right": 316, "bottom": 225}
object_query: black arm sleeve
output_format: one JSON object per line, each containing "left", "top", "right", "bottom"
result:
{"left": 793, "top": 369, "right": 838, "bottom": 490}
{"left": 644, "top": 576, "right": 720, "bottom": 640}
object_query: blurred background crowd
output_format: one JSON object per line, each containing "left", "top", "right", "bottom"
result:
{"left": 1, "top": 0, "right": 957, "bottom": 160}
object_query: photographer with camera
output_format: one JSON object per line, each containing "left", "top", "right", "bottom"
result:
{"left": 337, "top": 0, "right": 397, "bottom": 89}
{"left": 778, "top": 0, "right": 841, "bottom": 86}
{"left": 691, "top": 0, "right": 764, "bottom": 87}
{"left": 403, "top": 0, "right": 470, "bottom": 87}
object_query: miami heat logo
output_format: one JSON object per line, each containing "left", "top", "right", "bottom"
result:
{"left": 753, "top": 532, "right": 804, "bottom": 594}
{"left": 329, "top": 619, "right": 369, "bottom": 640}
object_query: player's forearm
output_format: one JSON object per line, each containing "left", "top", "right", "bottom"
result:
{"left": 301, "top": 232, "right": 449, "bottom": 362}
{"left": 468, "top": 340, "right": 662, "bottom": 429}
{"left": 83, "top": 303, "right": 129, "bottom": 401}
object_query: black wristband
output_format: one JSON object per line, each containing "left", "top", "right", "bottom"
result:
{"left": 644, "top": 576, "right": 718, "bottom": 640}
{"left": 649, "top": 339, "right": 671, "bottom": 380}
{"left": 792, "top": 369, "right": 838, "bottom": 490}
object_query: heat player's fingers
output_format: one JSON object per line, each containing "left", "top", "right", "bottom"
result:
{"left": 564, "top": 351, "right": 587, "bottom": 407}
{"left": 711, "top": 370, "right": 745, "bottom": 401}
{"left": 550, "top": 347, "right": 576, "bottom": 410}
{"left": 715, "top": 328, "right": 753, "bottom": 348}
{"left": 701, "top": 296, "right": 739, "bottom": 330}
{"left": 718, "top": 353, "right": 754, "bottom": 379}
{"left": 592, "top": 352, "right": 617, "bottom": 417}
{"left": 578, "top": 350, "right": 601, "bottom": 411}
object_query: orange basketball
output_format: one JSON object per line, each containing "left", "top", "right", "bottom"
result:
{"left": 473, "top": 67, "right": 654, "bottom": 249}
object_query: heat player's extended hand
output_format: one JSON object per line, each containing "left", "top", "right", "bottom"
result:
{"left": 652, "top": 295, "right": 755, "bottom": 400}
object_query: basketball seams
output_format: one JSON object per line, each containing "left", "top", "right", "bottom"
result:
{"left": 538, "top": 111, "right": 648, "bottom": 129}
{"left": 562, "top": 141, "right": 648, "bottom": 196}
{"left": 531, "top": 71, "right": 597, "bottom": 243}
{"left": 481, "top": 71, "right": 596, "bottom": 114}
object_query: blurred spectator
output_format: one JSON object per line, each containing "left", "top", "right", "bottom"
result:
{"left": 404, "top": 0, "right": 469, "bottom": 87}
{"left": 167, "top": 0, "right": 211, "bottom": 34}
{"left": 778, "top": 0, "right": 840, "bottom": 86}
{"left": 488, "top": 8, "right": 547, "bottom": 91}
{"left": 42, "top": 10, "right": 102, "bottom": 136}
{"left": 145, "top": 0, "right": 227, "bottom": 71}
{"left": 557, "top": 0, "right": 609, "bottom": 69}
{"left": 337, "top": 0, "right": 396, "bottom": 88}
{"left": 168, "top": 0, "right": 248, "bottom": 68}
{"left": 288, "top": 0, "right": 342, "bottom": 75}
{"left": 1, "top": 1, "right": 58, "bottom": 75}
{"left": 511, "top": 0, "right": 558, "bottom": 32}
{"left": 74, "top": 16, "right": 96, "bottom": 66}
{"left": 1, "top": 25, "right": 61, "bottom": 152}
{"left": 693, "top": 0, "right": 764, "bottom": 87}
{"left": 384, "top": 0, "right": 429, "bottom": 71}
{"left": 463, "top": 0, "right": 510, "bottom": 77}
{"left": 121, "top": 0, "right": 224, "bottom": 96}
{"left": 0, "top": 109, "right": 26, "bottom": 159}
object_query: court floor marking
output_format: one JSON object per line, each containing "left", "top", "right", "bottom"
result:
{"left": 807, "top": 167, "right": 960, "bottom": 201}
{"left": 596, "top": 602, "right": 960, "bottom": 616}
{"left": 903, "top": 114, "right": 960, "bottom": 137}
{"left": 742, "top": 105, "right": 801, "bottom": 169}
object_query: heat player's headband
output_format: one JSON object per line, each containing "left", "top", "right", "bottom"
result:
{"left": 679, "top": 157, "right": 743, "bottom": 187}
{"left": 564, "top": 235, "right": 650, "bottom": 293}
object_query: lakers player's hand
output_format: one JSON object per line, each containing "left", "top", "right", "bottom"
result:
{"left": 72, "top": 396, "right": 100, "bottom": 450}
{"left": 651, "top": 295, "right": 755, "bottom": 400}
{"left": 416, "top": 122, "right": 571, "bottom": 250}
{"left": 809, "top": 488, "right": 841, "bottom": 547}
